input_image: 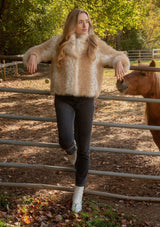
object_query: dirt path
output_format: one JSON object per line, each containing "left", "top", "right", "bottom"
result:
{"left": 0, "top": 65, "right": 160, "bottom": 226}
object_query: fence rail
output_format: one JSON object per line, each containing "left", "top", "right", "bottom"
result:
{"left": 128, "top": 50, "right": 152, "bottom": 61}
{"left": 1, "top": 87, "right": 160, "bottom": 102}
{"left": 1, "top": 162, "right": 160, "bottom": 180}
{"left": 153, "top": 48, "right": 160, "bottom": 59}
{"left": 1, "top": 139, "right": 160, "bottom": 156}
{"left": 127, "top": 49, "right": 160, "bottom": 61}
{"left": 0, "top": 182, "right": 159, "bottom": 202}
{"left": 1, "top": 54, "right": 160, "bottom": 71}
{"left": 1, "top": 113, "right": 160, "bottom": 130}
{"left": 0, "top": 61, "right": 23, "bottom": 69}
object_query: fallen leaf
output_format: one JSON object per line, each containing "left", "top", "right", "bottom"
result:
{"left": 21, "top": 215, "right": 31, "bottom": 224}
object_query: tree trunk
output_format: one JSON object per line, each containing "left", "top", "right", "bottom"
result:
{"left": 0, "top": 0, "right": 8, "bottom": 20}
{"left": 116, "top": 30, "right": 122, "bottom": 50}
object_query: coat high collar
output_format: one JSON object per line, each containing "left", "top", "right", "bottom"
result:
{"left": 65, "top": 33, "right": 89, "bottom": 58}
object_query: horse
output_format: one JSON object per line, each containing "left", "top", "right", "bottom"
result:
{"left": 116, "top": 60, "right": 160, "bottom": 151}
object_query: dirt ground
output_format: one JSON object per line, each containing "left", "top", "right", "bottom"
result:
{"left": 0, "top": 64, "right": 160, "bottom": 226}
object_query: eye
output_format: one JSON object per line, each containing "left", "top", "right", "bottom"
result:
{"left": 141, "top": 72, "right": 146, "bottom": 76}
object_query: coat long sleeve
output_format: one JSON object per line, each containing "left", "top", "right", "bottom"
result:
{"left": 98, "top": 39, "right": 130, "bottom": 72}
{"left": 23, "top": 35, "right": 60, "bottom": 65}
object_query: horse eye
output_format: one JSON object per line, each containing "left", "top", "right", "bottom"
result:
{"left": 141, "top": 72, "right": 146, "bottom": 76}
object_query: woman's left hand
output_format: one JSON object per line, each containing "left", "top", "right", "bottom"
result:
{"left": 115, "top": 60, "right": 125, "bottom": 81}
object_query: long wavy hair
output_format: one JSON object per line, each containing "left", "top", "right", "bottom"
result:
{"left": 56, "top": 8, "right": 98, "bottom": 66}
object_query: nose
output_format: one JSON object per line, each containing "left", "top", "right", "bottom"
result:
{"left": 116, "top": 79, "right": 128, "bottom": 93}
{"left": 83, "top": 22, "right": 87, "bottom": 27}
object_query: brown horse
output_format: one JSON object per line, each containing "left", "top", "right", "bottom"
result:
{"left": 116, "top": 60, "right": 160, "bottom": 150}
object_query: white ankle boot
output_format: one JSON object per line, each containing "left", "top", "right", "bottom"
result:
{"left": 72, "top": 186, "right": 84, "bottom": 213}
{"left": 67, "top": 149, "right": 77, "bottom": 166}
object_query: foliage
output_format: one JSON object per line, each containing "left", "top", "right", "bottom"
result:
{"left": 0, "top": 219, "right": 8, "bottom": 227}
{"left": 0, "top": 193, "right": 10, "bottom": 210}
{"left": 0, "top": 191, "right": 141, "bottom": 226}
{"left": 141, "top": 2, "right": 160, "bottom": 49}
{"left": 0, "top": 0, "right": 155, "bottom": 54}
{"left": 120, "top": 29, "right": 146, "bottom": 50}
{"left": 0, "top": 0, "right": 68, "bottom": 54}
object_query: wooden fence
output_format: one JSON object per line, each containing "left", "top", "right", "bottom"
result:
{"left": 128, "top": 49, "right": 160, "bottom": 61}
{"left": 0, "top": 55, "right": 23, "bottom": 80}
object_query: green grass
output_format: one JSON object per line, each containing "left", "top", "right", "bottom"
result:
{"left": 0, "top": 193, "right": 10, "bottom": 211}
{"left": 0, "top": 219, "right": 8, "bottom": 227}
{"left": 77, "top": 200, "right": 139, "bottom": 227}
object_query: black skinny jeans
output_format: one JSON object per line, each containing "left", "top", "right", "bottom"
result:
{"left": 54, "top": 95, "right": 95, "bottom": 186}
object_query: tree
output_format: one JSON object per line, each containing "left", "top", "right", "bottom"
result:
{"left": 0, "top": 0, "right": 154, "bottom": 54}
{"left": 0, "top": 0, "right": 67, "bottom": 54}
{"left": 141, "top": 1, "right": 160, "bottom": 49}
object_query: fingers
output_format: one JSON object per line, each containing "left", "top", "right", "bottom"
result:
{"left": 27, "top": 55, "right": 37, "bottom": 74}
{"left": 115, "top": 60, "right": 125, "bottom": 81}
{"left": 115, "top": 68, "right": 125, "bottom": 81}
{"left": 27, "top": 62, "right": 37, "bottom": 74}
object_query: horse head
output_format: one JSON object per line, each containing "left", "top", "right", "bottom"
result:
{"left": 116, "top": 60, "right": 157, "bottom": 98}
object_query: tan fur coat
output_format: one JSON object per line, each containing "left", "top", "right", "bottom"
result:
{"left": 23, "top": 34, "right": 130, "bottom": 97}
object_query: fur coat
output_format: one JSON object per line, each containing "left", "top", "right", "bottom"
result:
{"left": 23, "top": 34, "right": 130, "bottom": 97}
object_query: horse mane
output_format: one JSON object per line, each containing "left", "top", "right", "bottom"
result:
{"left": 153, "top": 72, "right": 160, "bottom": 98}
{"left": 138, "top": 60, "right": 160, "bottom": 98}
{"left": 138, "top": 60, "right": 160, "bottom": 123}
{"left": 144, "top": 72, "right": 160, "bottom": 124}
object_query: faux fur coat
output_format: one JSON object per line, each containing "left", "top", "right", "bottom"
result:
{"left": 23, "top": 34, "right": 130, "bottom": 97}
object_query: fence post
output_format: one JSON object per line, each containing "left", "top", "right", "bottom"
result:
{"left": 15, "top": 63, "right": 18, "bottom": 75}
{"left": 2, "top": 60, "right": 6, "bottom": 80}
{"left": 138, "top": 50, "right": 141, "bottom": 60}
{"left": 152, "top": 49, "right": 154, "bottom": 59}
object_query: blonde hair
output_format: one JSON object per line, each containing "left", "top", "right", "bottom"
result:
{"left": 56, "top": 8, "right": 98, "bottom": 66}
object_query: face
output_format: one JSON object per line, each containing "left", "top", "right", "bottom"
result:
{"left": 75, "top": 13, "right": 89, "bottom": 36}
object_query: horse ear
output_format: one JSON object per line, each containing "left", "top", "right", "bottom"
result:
{"left": 149, "top": 60, "right": 156, "bottom": 67}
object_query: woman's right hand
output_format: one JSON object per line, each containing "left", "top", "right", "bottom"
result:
{"left": 27, "top": 54, "right": 37, "bottom": 74}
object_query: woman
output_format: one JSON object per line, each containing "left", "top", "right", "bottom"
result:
{"left": 23, "top": 8, "right": 130, "bottom": 213}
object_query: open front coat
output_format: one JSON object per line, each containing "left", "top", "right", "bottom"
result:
{"left": 23, "top": 34, "right": 130, "bottom": 98}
